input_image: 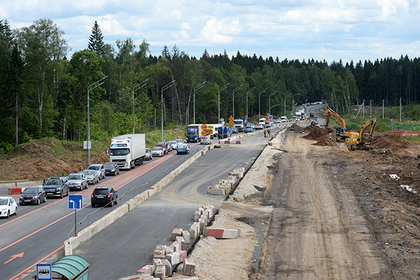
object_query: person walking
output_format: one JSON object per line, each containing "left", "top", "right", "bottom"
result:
{"left": 264, "top": 129, "right": 267, "bottom": 138}
{"left": 267, "top": 128, "right": 270, "bottom": 137}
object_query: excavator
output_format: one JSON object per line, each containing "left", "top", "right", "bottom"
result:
{"left": 345, "top": 118, "right": 377, "bottom": 150}
{"left": 324, "top": 108, "right": 358, "bottom": 141}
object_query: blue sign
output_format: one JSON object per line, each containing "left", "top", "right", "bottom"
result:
{"left": 37, "top": 263, "right": 52, "bottom": 280}
{"left": 268, "top": 115, "right": 273, "bottom": 120}
{"left": 68, "top": 194, "right": 83, "bottom": 210}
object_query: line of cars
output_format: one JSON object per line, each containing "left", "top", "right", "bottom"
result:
{"left": 150, "top": 138, "right": 190, "bottom": 157}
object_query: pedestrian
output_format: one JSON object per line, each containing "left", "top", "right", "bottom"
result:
{"left": 267, "top": 128, "right": 270, "bottom": 137}
{"left": 264, "top": 129, "right": 266, "bottom": 138}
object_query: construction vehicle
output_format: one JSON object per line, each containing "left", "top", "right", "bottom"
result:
{"left": 345, "top": 118, "right": 377, "bottom": 150}
{"left": 325, "top": 108, "right": 358, "bottom": 141}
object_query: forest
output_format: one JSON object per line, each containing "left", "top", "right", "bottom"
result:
{"left": 1, "top": 18, "right": 420, "bottom": 155}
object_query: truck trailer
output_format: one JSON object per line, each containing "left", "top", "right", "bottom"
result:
{"left": 109, "top": 134, "right": 146, "bottom": 170}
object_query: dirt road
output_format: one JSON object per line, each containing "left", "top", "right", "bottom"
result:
{"left": 262, "top": 130, "right": 393, "bottom": 279}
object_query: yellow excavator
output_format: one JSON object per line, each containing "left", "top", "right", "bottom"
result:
{"left": 325, "top": 108, "right": 358, "bottom": 141}
{"left": 345, "top": 118, "right": 377, "bottom": 150}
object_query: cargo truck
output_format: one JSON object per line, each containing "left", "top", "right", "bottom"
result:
{"left": 109, "top": 134, "right": 146, "bottom": 170}
{"left": 217, "top": 126, "right": 231, "bottom": 139}
{"left": 186, "top": 124, "right": 220, "bottom": 142}
{"left": 233, "top": 118, "right": 248, "bottom": 132}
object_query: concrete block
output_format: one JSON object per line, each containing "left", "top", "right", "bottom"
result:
{"left": 176, "top": 236, "right": 185, "bottom": 250}
{"left": 189, "top": 222, "right": 199, "bottom": 239}
{"left": 161, "top": 259, "right": 172, "bottom": 277}
{"left": 193, "top": 210, "right": 201, "bottom": 222}
{"left": 154, "top": 249, "right": 166, "bottom": 259}
{"left": 199, "top": 217, "right": 205, "bottom": 232}
{"left": 204, "top": 227, "right": 239, "bottom": 239}
{"left": 183, "top": 259, "right": 196, "bottom": 276}
{"left": 154, "top": 266, "right": 165, "bottom": 280}
{"left": 182, "top": 230, "right": 190, "bottom": 243}
{"left": 179, "top": 250, "right": 187, "bottom": 263}
{"left": 171, "top": 228, "right": 182, "bottom": 241}
{"left": 166, "top": 252, "right": 180, "bottom": 266}
{"left": 136, "top": 264, "right": 155, "bottom": 275}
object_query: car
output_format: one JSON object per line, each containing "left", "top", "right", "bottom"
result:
{"left": 87, "top": 164, "right": 106, "bottom": 180}
{"left": 19, "top": 186, "right": 47, "bottom": 205}
{"left": 311, "top": 120, "right": 318, "bottom": 125}
{"left": 165, "top": 142, "right": 173, "bottom": 152}
{"left": 254, "top": 124, "right": 264, "bottom": 130}
{"left": 156, "top": 142, "right": 169, "bottom": 154}
{"left": 244, "top": 126, "right": 254, "bottom": 133}
{"left": 0, "top": 196, "right": 18, "bottom": 218}
{"left": 231, "top": 127, "right": 238, "bottom": 134}
{"left": 152, "top": 146, "right": 165, "bottom": 157}
{"left": 168, "top": 140, "right": 178, "bottom": 150}
{"left": 43, "top": 176, "right": 69, "bottom": 198}
{"left": 177, "top": 143, "right": 190, "bottom": 154}
{"left": 82, "top": 169, "right": 100, "bottom": 185}
{"left": 200, "top": 135, "right": 211, "bottom": 145}
{"left": 104, "top": 162, "right": 120, "bottom": 175}
{"left": 91, "top": 186, "right": 118, "bottom": 207}
{"left": 145, "top": 148, "right": 153, "bottom": 161}
{"left": 174, "top": 139, "right": 184, "bottom": 145}
{"left": 67, "top": 173, "right": 88, "bottom": 190}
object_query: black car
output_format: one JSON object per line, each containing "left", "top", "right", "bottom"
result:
{"left": 91, "top": 186, "right": 118, "bottom": 207}
{"left": 104, "top": 162, "right": 120, "bottom": 176}
{"left": 231, "top": 127, "right": 239, "bottom": 134}
{"left": 43, "top": 177, "right": 69, "bottom": 198}
{"left": 19, "top": 186, "right": 47, "bottom": 205}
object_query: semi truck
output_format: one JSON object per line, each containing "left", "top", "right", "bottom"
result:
{"left": 109, "top": 134, "right": 146, "bottom": 170}
{"left": 233, "top": 118, "right": 248, "bottom": 132}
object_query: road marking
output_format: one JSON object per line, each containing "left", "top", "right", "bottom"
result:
{"left": 9, "top": 246, "right": 63, "bottom": 280}
{"left": 4, "top": 252, "right": 24, "bottom": 264}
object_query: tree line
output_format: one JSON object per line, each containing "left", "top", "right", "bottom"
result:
{"left": 1, "top": 18, "right": 419, "bottom": 154}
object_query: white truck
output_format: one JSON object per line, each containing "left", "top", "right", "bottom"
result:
{"left": 109, "top": 134, "right": 146, "bottom": 170}
{"left": 233, "top": 118, "right": 247, "bottom": 132}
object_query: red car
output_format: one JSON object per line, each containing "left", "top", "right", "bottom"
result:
{"left": 156, "top": 142, "right": 169, "bottom": 154}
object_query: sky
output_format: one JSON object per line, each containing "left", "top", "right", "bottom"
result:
{"left": 2, "top": 0, "right": 420, "bottom": 63}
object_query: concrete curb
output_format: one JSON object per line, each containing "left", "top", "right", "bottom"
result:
{"left": 64, "top": 144, "right": 212, "bottom": 255}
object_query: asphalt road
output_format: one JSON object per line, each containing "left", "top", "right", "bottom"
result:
{"left": 0, "top": 141, "right": 205, "bottom": 280}
{"left": 73, "top": 127, "right": 280, "bottom": 280}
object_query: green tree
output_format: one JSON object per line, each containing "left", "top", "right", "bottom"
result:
{"left": 88, "top": 21, "right": 105, "bottom": 57}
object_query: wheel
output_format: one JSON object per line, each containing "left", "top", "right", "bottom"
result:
{"left": 37, "top": 198, "right": 41, "bottom": 205}
{"left": 92, "top": 203, "right": 96, "bottom": 208}
{"left": 14, "top": 207, "right": 18, "bottom": 215}
{"left": 6, "top": 210, "right": 10, "bottom": 218}
{"left": 43, "top": 196, "right": 47, "bottom": 202}
{"left": 60, "top": 191, "right": 64, "bottom": 198}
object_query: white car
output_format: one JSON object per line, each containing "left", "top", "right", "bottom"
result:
{"left": 0, "top": 196, "right": 18, "bottom": 218}
{"left": 87, "top": 164, "right": 106, "bottom": 180}
{"left": 82, "top": 169, "right": 100, "bottom": 185}
{"left": 152, "top": 146, "right": 165, "bottom": 157}
{"left": 201, "top": 136, "right": 211, "bottom": 145}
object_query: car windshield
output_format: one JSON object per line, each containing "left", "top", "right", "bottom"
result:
{"left": 104, "top": 163, "right": 115, "bottom": 168}
{"left": 45, "top": 179, "right": 60, "bottom": 185}
{"left": 83, "top": 170, "right": 96, "bottom": 175}
{"left": 23, "top": 188, "right": 38, "bottom": 194}
{"left": 153, "top": 147, "right": 162, "bottom": 151}
{"left": 109, "top": 148, "right": 130, "bottom": 156}
{"left": 156, "top": 144, "right": 165, "bottom": 148}
{"left": 88, "top": 165, "right": 100, "bottom": 170}
{"left": 0, "top": 198, "right": 8, "bottom": 205}
{"left": 68, "top": 174, "right": 82, "bottom": 180}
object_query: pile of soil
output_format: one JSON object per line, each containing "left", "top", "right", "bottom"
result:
{"left": 287, "top": 123, "right": 304, "bottom": 132}
{"left": 303, "top": 124, "right": 337, "bottom": 146}
{"left": 371, "top": 135, "right": 409, "bottom": 151}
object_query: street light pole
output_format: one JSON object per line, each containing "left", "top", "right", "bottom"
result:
{"left": 292, "top": 93, "right": 300, "bottom": 115}
{"left": 132, "top": 78, "right": 149, "bottom": 134}
{"left": 193, "top": 81, "right": 206, "bottom": 124}
{"left": 161, "top": 80, "right": 175, "bottom": 142}
{"left": 232, "top": 84, "right": 243, "bottom": 119}
{"left": 218, "top": 83, "right": 230, "bottom": 123}
{"left": 87, "top": 75, "right": 108, "bottom": 166}
{"left": 269, "top": 91, "right": 276, "bottom": 115}
{"left": 246, "top": 87, "right": 255, "bottom": 119}
{"left": 258, "top": 88, "right": 267, "bottom": 120}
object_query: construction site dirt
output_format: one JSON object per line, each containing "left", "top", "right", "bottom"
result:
{"left": 179, "top": 123, "right": 420, "bottom": 280}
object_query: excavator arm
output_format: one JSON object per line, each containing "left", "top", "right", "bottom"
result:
{"left": 325, "top": 108, "right": 346, "bottom": 129}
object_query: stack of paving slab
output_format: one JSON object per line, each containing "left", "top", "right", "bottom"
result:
{"left": 133, "top": 205, "right": 215, "bottom": 280}
{"left": 206, "top": 167, "right": 245, "bottom": 195}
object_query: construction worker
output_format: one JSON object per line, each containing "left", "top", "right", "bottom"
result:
{"left": 329, "top": 133, "right": 332, "bottom": 141}
{"left": 264, "top": 129, "right": 266, "bottom": 138}
{"left": 267, "top": 128, "right": 270, "bottom": 137}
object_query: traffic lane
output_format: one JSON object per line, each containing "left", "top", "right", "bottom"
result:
{"left": 74, "top": 131, "right": 272, "bottom": 279}
{"left": 7, "top": 146, "right": 205, "bottom": 280}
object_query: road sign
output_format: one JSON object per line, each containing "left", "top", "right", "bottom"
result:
{"left": 229, "top": 120, "right": 234, "bottom": 125}
{"left": 201, "top": 124, "right": 207, "bottom": 130}
{"left": 37, "top": 263, "right": 52, "bottom": 280}
{"left": 208, "top": 129, "right": 213, "bottom": 135}
{"left": 229, "top": 115, "right": 234, "bottom": 121}
{"left": 83, "top": 141, "right": 91, "bottom": 149}
{"left": 201, "top": 131, "right": 207, "bottom": 136}
{"left": 68, "top": 194, "right": 83, "bottom": 210}
{"left": 269, "top": 115, "right": 273, "bottom": 120}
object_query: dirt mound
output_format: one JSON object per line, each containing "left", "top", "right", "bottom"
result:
{"left": 303, "top": 124, "right": 328, "bottom": 139}
{"left": 287, "top": 123, "right": 304, "bottom": 132}
{"left": 371, "top": 135, "right": 408, "bottom": 151}
{"left": 302, "top": 124, "right": 337, "bottom": 146}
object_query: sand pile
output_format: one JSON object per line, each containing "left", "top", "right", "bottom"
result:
{"left": 302, "top": 124, "right": 337, "bottom": 146}
{"left": 287, "top": 123, "right": 305, "bottom": 132}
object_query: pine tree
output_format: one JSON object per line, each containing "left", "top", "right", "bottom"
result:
{"left": 88, "top": 21, "right": 105, "bottom": 56}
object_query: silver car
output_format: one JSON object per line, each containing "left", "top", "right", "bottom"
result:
{"left": 67, "top": 173, "right": 88, "bottom": 190}
{"left": 152, "top": 146, "right": 164, "bottom": 157}
{"left": 145, "top": 148, "right": 153, "bottom": 160}
{"left": 168, "top": 141, "right": 178, "bottom": 150}
{"left": 87, "top": 164, "right": 106, "bottom": 180}
{"left": 201, "top": 136, "right": 211, "bottom": 145}
{"left": 82, "top": 169, "right": 100, "bottom": 185}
